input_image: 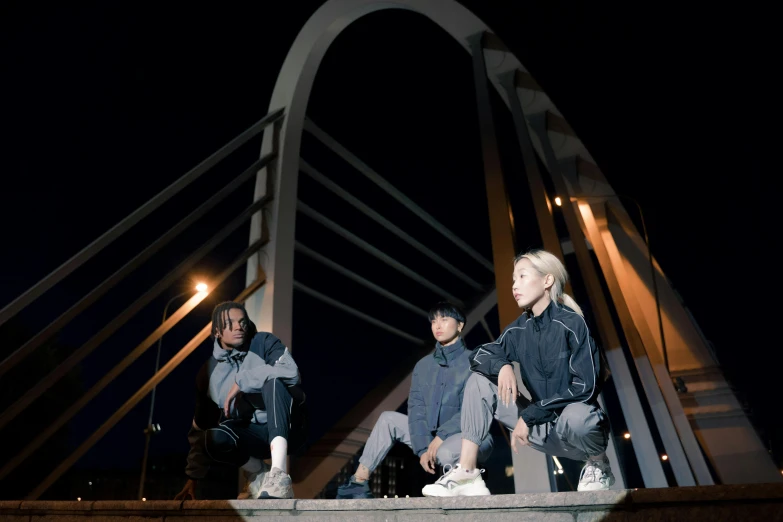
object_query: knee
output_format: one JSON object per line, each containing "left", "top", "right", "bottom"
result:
{"left": 377, "top": 411, "right": 396, "bottom": 426}
{"left": 262, "top": 378, "right": 291, "bottom": 397}
{"left": 465, "top": 373, "right": 489, "bottom": 396}
{"left": 559, "top": 403, "right": 603, "bottom": 440}
{"left": 436, "top": 445, "right": 458, "bottom": 467}
{"left": 205, "top": 427, "right": 237, "bottom": 455}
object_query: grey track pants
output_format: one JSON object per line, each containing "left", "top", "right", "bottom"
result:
{"left": 358, "top": 411, "right": 494, "bottom": 472}
{"left": 461, "top": 373, "right": 608, "bottom": 461}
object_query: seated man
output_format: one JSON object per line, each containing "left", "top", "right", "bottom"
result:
{"left": 336, "top": 301, "right": 493, "bottom": 499}
{"left": 174, "top": 301, "right": 306, "bottom": 500}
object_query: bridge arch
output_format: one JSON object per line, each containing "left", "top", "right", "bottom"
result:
{"left": 246, "top": 0, "right": 583, "bottom": 345}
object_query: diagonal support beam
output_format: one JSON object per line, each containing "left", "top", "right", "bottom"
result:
{"left": 297, "top": 201, "right": 462, "bottom": 304}
{"left": 303, "top": 118, "right": 494, "bottom": 273}
{"left": 0, "top": 153, "right": 275, "bottom": 380}
{"left": 26, "top": 276, "right": 268, "bottom": 500}
{"left": 0, "top": 195, "right": 272, "bottom": 431}
{"left": 300, "top": 159, "right": 484, "bottom": 291}
{"left": 0, "top": 238, "right": 269, "bottom": 481}
{"left": 0, "top": 109, "right": 283, "bottom": 330}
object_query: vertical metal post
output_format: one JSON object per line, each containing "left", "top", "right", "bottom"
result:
{"left": 246, "top": 117, "right": 297, "bottom": 348}
{"left": 468, "top": 31, "right": 551, "bottom": 493}
{"left": 467, "top": 32, "right": 518, "bottom": 330}
{"left": 138, "top": 291, "right": 189, "bottom": 500}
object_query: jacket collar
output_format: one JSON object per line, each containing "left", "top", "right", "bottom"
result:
{"left": 212, "top": 339, "right": 247, "bottom": 364}
{"left": 528, "top": 300, "right": 557, "bottom": 330}
{"left": 433, "top": 337, "right": 466, "bottom": 366}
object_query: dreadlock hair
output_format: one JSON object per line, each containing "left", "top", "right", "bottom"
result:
{"left": 428, "top": 301, "right": 466, "bottom": 325}
{"left": 211, "top": 301, "right": 256, "bottom": 340}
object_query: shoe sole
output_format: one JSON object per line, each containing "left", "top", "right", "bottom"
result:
{"left": 259, "top": 493, "right": 294, "bottom": 499}
{"left": 422, "top": 486, "right": 491, "bottom": 497}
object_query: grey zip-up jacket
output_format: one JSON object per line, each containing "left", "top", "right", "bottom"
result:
{"left": 185, "top": 332, "right": 300, "bottom": 479}
{"left": 408, "top": 339, "right": 471, "bottom": 457}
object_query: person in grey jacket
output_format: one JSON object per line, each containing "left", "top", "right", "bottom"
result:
{"left": 336, "top": 301, "right": 493, "bottom": 499}
{"left": 174, "top": 301, "right": 306, "bottom": 500}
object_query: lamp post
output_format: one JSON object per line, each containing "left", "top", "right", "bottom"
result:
{"left": 138, "top": 282, "right": 208, "bottom": 500}
{"left": 560, "top": 193, "right": 669, "bottom": 374}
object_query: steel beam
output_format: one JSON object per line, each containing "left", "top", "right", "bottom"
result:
{"left": 0, "top": 109, "right": 282, "bottom": 330}
{"left": 532, "top": 123, "right": 666, "bottom": 488}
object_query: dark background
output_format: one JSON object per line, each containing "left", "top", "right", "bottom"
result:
{"left": 0, "top": 1, "right": 777, "bottom": 499}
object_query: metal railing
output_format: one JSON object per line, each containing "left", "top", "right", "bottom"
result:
{"left": 0, "top": 108, "right": 284, "bottom": 499}
{"left": 0, "top": 108, "right": 283, "bottom": 335}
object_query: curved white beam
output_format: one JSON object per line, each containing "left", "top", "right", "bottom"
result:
{"left": 246, "top": 0, "right": 572, "bottom": 347}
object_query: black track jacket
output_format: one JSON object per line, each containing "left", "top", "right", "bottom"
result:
{"left": 470, "top": 301, "right": 602, "bottom": 428}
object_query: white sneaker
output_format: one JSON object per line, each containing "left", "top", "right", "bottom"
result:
{"left": 577, "top": 457, "right": 615, "bottom": 491}
{"left": 422, "top": 464, "right": 491, "bottom": 497}
{"left": 237, "top": 461, "right": 270, "bottom": 499}
{"left": 258, "top": 467, "right": 294, "bottom": 499}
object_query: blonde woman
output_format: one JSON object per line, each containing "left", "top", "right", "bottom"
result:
{"left": 423, "top": 249, "right": 614, "bottom": 496}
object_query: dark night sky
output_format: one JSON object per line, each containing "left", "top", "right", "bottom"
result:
{"left": 0, "top": 1, "right": 778, "bottom": 496}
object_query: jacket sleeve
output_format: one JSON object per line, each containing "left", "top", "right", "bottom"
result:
{"left": 235, "top": 333, "right": 300, "bottom": 392}
{"left": 469, "top": 322, "right": 521, "bottom": 383}
{"left": 185, "top": 364, "right": 218, "bottom": 479}
{"left": 185, "top": 420, "right": 211, "bottom": 479}
{"left": 408, "top": 363, "right": 431, "bottom": 457}
{"left": 520, "top": 316, "right": 601, "bottom": 427}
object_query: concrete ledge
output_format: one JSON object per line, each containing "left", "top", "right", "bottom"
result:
{"left": 1, "top": 484, "right": 781, "bottom": 521}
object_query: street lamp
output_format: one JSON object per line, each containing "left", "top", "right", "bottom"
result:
{"left": 557, "top": 193, "right": 670, "bottom": 375}
{"left": 138, "top": 282, "right": 208, "bottom": 500}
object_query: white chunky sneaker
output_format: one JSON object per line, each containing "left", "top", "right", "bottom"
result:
{"left": 422, "top": 464, "right": 491, "bottom": 497}
{"left": 258, "top": 467, "right": 294, "bottom": 499}
{"left": 237, "top": 461, "right": 271, "bottom": 499}
{"left": 577, "top": 457, "right": 615, "bottom": 491}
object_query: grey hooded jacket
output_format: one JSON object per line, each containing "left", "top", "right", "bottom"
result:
{"left": 185, "top": 332, "right": 299, "bottom": 479}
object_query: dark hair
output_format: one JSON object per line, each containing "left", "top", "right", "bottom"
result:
{"left": 427, "top": 301, "right": 466, "bottom": 325}
{"left": 211, "top": 301, "right": 256, "bottom": 339}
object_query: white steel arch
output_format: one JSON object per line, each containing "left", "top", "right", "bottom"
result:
{"left": 245, "top": 0, "right": 782, "bottom": 492}
{"left": 245, "top": 0, "right": 573, "bottom": 349}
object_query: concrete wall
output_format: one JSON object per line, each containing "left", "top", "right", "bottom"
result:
{"left": 2, "top": 484, "right": 782, "bottom": 521}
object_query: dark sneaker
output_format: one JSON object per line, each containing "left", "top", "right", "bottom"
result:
{"left": 336, "top": 475, "right": 373, "bottom": 499}
{"left": 258, "top": 467, "right": 294, "bottom": 499}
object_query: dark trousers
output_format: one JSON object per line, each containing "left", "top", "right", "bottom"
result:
{"left": 204, "top": 378, "right": 306, "bottom": 467}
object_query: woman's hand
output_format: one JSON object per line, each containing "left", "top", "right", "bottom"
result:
{"left": 498, "top": 364, "right": 517, "bottom": 407}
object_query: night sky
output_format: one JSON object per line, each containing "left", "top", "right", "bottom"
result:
{"left": 0, "top": 1, "right": 778, "bottom": 498}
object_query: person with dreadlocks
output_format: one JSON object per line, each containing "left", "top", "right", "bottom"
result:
{"left": 174, "top": 301, "right": 306, "bottom": 500}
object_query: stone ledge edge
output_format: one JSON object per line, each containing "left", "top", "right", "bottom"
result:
{"left": 2, "top": 484, "right": 781, "bottom": 514}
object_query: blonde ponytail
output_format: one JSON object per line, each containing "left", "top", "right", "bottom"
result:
{"left": 559, "top": 292, "right": 583, "bottom": 317}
